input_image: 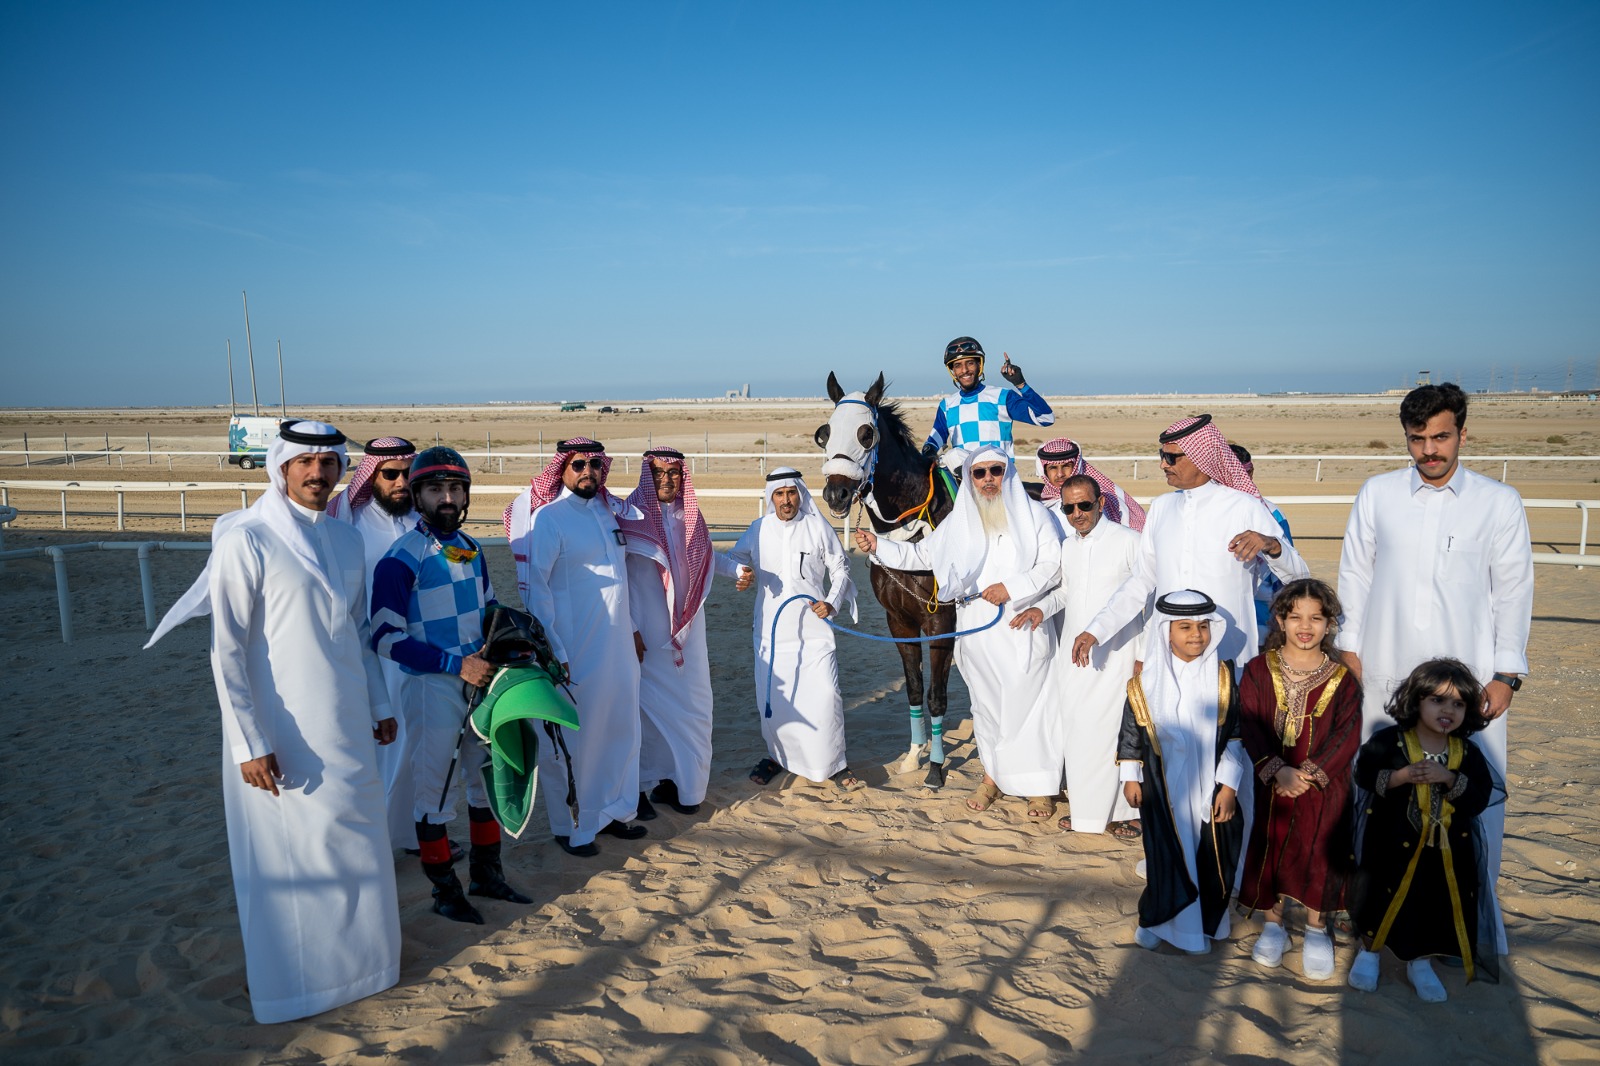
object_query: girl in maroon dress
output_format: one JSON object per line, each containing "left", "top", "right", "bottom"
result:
{"left": 1238, "top": 579, "right": 1363, "bottom": 980}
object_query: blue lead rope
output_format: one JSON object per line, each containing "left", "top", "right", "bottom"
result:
{"left": 762, "top": 593, "right": 1004, "bottom": 718}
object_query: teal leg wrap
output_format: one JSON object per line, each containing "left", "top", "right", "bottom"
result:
{"left": 929, "top": 717, "right": 945, "bottom": 763}
{"left": 908, "top": 706, "right": 927, "bottom": 747}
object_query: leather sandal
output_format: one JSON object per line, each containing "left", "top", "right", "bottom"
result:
{"left": 966, "top": 781, "right": 1001, "bottom": 812}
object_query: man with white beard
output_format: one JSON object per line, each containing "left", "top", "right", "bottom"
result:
{"left": 1013, "top": 474, "right": 1145, "bottom": 839}
{"left": 622, "top": 447, "right": 741, "bottom": 816}
{"left": 857, "top": 448, "right": 1063, "bottom": 820}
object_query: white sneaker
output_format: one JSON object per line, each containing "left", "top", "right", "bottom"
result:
{"left": 1301, "top": 928, "right": 1335, "bottom": 980}
{"left": 1407, "top": 958, "right": 1448, "bottom": 1003}
{"left": 1348, "top": 949, "right": 1380, "bottom": 992}
{"left": 1252, "top": 921, "right": 1289, "bottom": 968}
{"left": 1134, "top": 925, "right": 1161, "bottom": 950}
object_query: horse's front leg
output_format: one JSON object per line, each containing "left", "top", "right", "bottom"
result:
{"left": 923, "top": 622, "right": 956, "bottom": 789}
{"left": 891, "top": 637, "right": 928, "bottom": 774}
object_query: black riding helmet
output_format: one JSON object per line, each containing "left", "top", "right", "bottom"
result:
{"left": 410, "top": 446, "right": 472, "bottom": 488}
{"left": 943, "top": 336, "right": 986, "bottom": 378}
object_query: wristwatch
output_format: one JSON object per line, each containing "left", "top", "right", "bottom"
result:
{"left": 1491, "top": 672, "right": 1523, "bottom": 692}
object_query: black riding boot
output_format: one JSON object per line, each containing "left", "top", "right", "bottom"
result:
{"left": 423, "top": 861, "right": 485, "bottom": 924}
{"left": 468, "top": 841, "right": 532, "bottom": 904}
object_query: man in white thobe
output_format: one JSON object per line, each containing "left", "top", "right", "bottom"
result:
{"left": 1016, "top": 474, "right": 1145, "bottom": 836}
{"left": 858, "top": 448, "right": 1063, "bottom": 817}
{"left": 149, "top": 420, "right": 400, "bottom": 1024}
{"left": 726, "top": 468, "right": 860, "bottom": 789}
{"left": 1074, "top": 413, "right": 1309, "bottom": 672}
{"left": 1337, "top": 383, "right": 1532, "bottom": 955}
{"left": 508, "top": 437, "right": 647, "bottom": 858}
{"left": 329, "top": 435, "right": 425, "bottom": 851}
{"left": 623, "top": 447, "right": 740, "bottom": 815}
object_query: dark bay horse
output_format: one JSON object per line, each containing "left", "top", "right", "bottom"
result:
{"left": 816, "top": 372, "right": 957, "bottom": 788}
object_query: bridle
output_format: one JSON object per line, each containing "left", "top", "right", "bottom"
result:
{"left": 830, "top": 396, "right": 880, "bottom": 505}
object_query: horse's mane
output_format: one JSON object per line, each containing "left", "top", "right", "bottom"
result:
{"left": 872, "top": 395, "right": 921, "bottom": 458}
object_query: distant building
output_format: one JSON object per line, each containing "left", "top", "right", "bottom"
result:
{"left": 723, "top": 383, "right": 751, "bottom": 399}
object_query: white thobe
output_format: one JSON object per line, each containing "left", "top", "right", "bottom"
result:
{"left": 208, "top": 503, "right": 400, "bottom": 1024}
{"left": 1120, "top": 655, "right": 1250, "bottom": 952}
{"left": 726, "top": 513, "right": 854, "bottom": 782}
{"left": 512, "top": 488, "right": 642, "bottom": 847}
{"left": 626, "top": 503, "right": 742, "bottom": 806}
{"left": 876, "top": 522, "right": 1063, "bottom": 797}
{"left": 1086, "top": 480, "right": 1308, "bottom": 667}
{"left": 1337, "top": 465, "right": 1533, "bottom": 954}
{"left": 1035, "top": 518, "right": 1144, "bottom": 832}
{"left": 342, "top": 502, "right": 422, "bottom": 849}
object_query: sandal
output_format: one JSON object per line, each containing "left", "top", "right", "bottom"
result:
{"left": 966, "top": 781, "right": 1001, "bottom": 812}
{"left": 749, "top": 758, "right": 784, "bottom": 786}
{"left": 1058, "top": 815, "right": 1073, "bottom": 832}
{"left": 832, "top": 768, "right": 865, "bottom": 792}
{"left": 1026, "top": 796, "right": 1058, "bottom": 821}
{"left": 1108, "top": 820, "right": 1143, "bottom": 842}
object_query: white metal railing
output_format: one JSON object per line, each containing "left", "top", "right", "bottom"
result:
{"left": 3, "top": 444, "right": 1597, "bottom": 484}
{"left": 3, "top": 480, "right": 1598, "bottom": 552}
{"left": 6, "top": 492, "right": 1596, "bottom": 645}
{"left": 2, "top": 532, "right": 757, "bottom": 645}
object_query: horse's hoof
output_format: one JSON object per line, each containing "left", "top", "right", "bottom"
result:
{"left": 924, "top": 760, "right": 946, "bottom": 790}
{"left": 896, "top": 745, "right": 925, "bottom": 774}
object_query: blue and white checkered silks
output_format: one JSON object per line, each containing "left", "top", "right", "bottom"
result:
{"left": 1252, "top": 503, "right": 1295, "bottom": 643}
{"left": 942, "top": 385, "right": 1014, "bottom": 453}
{"left": 372, "top": 527, "right": 492, "bottom": 675}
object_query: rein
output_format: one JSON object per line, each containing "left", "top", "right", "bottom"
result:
{"left": 762, "top": 593, "right": 1000, "bottom": 718}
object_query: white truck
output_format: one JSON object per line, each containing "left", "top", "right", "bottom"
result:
{"left": 227, "top": 415, "right": 283, "bottom": 470}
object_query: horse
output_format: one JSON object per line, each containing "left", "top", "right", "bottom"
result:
{"left": 816, "top": 371, "right": 958, "bottom": 788}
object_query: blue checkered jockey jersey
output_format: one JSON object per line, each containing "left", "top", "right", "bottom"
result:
{"left": 370, "top": 521, "right": 498, "bottom": 676}
{"left": 923, "top": 381, "right": 1055, "bottom": 455}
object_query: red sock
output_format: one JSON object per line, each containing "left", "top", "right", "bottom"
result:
{"left": 469, "top": 819, "right": 501, "bottom": 846}
{"left": 418, "top": 836, "right": 452, "bottom": 865}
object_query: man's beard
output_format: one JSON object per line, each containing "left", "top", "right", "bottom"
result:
{"left": 569, "top": 482, "right": 598, "bottom": 500}
{"left": 421, "top": 502, "right": 464, "bottom": 533}
{"left": 976, "top": 492, "right": 1009, "bottom": 538}
{"left": 374, "top": 488, "right": 413, "bottom": 518}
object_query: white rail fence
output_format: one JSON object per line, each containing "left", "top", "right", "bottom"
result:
{"left": 3, "top": 442, "right": 1598, "bottom": 485}
{"left": 3, "top": 489, "right": 1595, "bottom": 644}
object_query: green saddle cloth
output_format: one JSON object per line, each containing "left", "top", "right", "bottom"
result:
{"left": 470, "top": 664, "right": 580, "bottom": 838}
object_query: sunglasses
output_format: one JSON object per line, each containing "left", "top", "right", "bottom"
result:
{"left": 376, "top": 468, "right": 409, "bottom": 481}
{"left": 1060, "top": 499, "right": 1098, "bottom": 513}
{"left": 970, "top": 464, "right": 1007, "bottom": 480}
{"left": 1158, "top": 450, "right": 1186, "bottom": 466}
{"left": 568, "top": 458, "right": 603, "bottom": 472}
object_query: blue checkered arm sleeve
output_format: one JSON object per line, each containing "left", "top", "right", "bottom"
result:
{"left": 1004, "top": 384, "right": 1054, "bottom": 427}
{"left": 370, "top": 554, "right": 460, "bottom": 676}
{"left": 923, "top": 402, "right": 952, "bottom": 453}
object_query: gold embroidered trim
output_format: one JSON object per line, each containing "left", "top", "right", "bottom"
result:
{"left": 1127, "top": 677, "right": 1160, "bottom": 760}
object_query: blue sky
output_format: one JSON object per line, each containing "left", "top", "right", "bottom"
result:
{"left": 2, "top": 1, "right": 1596, "bottom": 406}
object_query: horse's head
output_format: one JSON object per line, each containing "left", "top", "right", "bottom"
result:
{"left": 816, "top": 371, "right": 887, "bottom": 518}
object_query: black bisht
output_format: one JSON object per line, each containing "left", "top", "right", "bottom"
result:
{"left": 1117, "top": 660, "right": 1245, "bottom": 936}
